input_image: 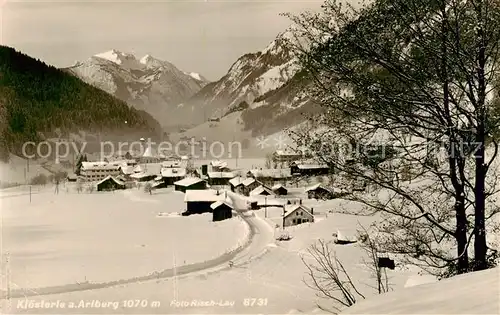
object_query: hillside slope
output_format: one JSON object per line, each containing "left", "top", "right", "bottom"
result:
{"left": 0, "top": 46, "right": 161, "bottom": 161}
{"left": 65, "top": 49, "right": 209, "bottom": 127}
{"left": 173, "top": 31, "right": 322, "bottom": 136}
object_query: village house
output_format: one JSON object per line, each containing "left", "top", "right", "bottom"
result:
{"left": 161, "top": 167, "right": 187, "bottom": 185}
{"left": 229, "top": 176, "right": 246, "bottom": 193}
{"left": 283, "top": 204, "right": 314, "bottom": 227}
{"left": 174, "top": 177, "right": 207, "bottom": 192}
{"left": 80, "top": 161, "right": 121, "bottom": 181}
{"left": 207, "top": 171, "right": 235, "bottom": 186}
{"left": 242, "top": 177, "right": 261, "bottom": 196}
{"left": 272, "top": 150, "right": 303, "bottom": 163}
{"left": 254, "top": 197, "right": 286, "bottom": 209}
{"left": 137, "top": 146, "right": 164, "bottom": 164}
{"left": 183, "top": 189, "right": 228, "bottom": 215}
{"left": 305, "top": 183, "right": 333, "bottom": 199}
{"left": 130, "top": 163, "right": 163, "bottom": 182}
{"left": 247, "top": 168, "right": 292, "bottom": 185}
{"left": 249, "top": 185, "right": 274, "bottom": 197}
{"left": 210, "top": 201, "right": 233, "bottom": 221}
{"left": 96, "top": 175, "right": 126, "bottom": 191}
{"left": 291, "top": 161, "right": 331, "bottom": 176}
{"left": 210, "top": 160, "right": 230, "bottom": 172}
{"left": 272, "top": 183, "right": 288, "bottom": 196}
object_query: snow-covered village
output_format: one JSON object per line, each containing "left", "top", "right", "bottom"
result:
{"left": 1, "top": 0, "right": 500, "bottom": 314}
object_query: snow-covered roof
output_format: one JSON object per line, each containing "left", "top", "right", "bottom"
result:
{"left": 272, "top": 183, "right": 286, "bottom": 190}
{"left": 297, "top": 164, "right": 329, "bottom": 169}
{"left": 284, "top": 204, "right": 313, "bottom": 218}
{"left": 249, "top": 168, "right": 292, "bottom": 178}
{"left": 162, "top": 160, "right": 182, "bottom": 168}
{"left": 229, "top": 176, "right": 245, "bottom": 187}
{"left": 174, "top": 177, "right": 204, "bottom": 187}
{"left": 133, "top": 163, "right": 162, "bottom": 176}
{"left": 210, "top": 201, "right": 234, "bottom": 210}
{"left": 161, "top": 167, "right": 187, "bottom": 178}
{"left": 130, "top": 172, "right": 153, "bottom": 179}
{"left": 120, "top": 165, "right": 135, "bottom": 175}
{"left": 81, "top": 161, "right": 121, "bottom": 171}
{"left": 184, "top": 189, "right": 227, "bottom": 202}
{"left": 242, "top": 178, "right": 257, "bottom": 186}
{"left": 207, "top": 171, "right": 235, "bottom": 179}
{"left": 210, "top": 160, "right": 228, "bottom": 168}
{"left": 96, "top": 175, "right": 125, "bottom": 186}
{"left": 304, "top": 183, "right": 325, "bottom": 192}
{"left": 249, "top": 185, "right": 274, "bottom": 196}
{"left": 274, "top": 150, "right": 302, "bottom": 156}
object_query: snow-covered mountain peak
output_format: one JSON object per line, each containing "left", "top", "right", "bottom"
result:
{"left": 94, "top": 49, "right": 143, "bottom": 70}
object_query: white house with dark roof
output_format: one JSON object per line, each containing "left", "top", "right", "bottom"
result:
{"left": 283, "top": 204, "right": 314, "bottom": 227}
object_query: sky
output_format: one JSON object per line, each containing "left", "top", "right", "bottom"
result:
{"left": 1, "top": 0, "right": 323, "bottom": 80}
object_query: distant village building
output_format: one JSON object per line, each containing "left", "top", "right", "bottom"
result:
{"left": 272, "top": 184, "right": 288, "bottom": 196}
{"left": 210, "top": 201, "right": 233, "bottom": 222}
{"left": 67, "top": 173, "right": 78, "bottom": 182}
{"left": 242, "top": 177, "right": 260, "bottom": 196}
{"left": 161, "top": 167, "right": 187, "bottom": 185}
{"left": 138, "top": 146, "right": 163, "bottom": 164}
{"left": 210, "top": 160, "right": 229, "bottom": 172}
{"left": 130, "top": 163, "right": 163, "bottom": 182}
{"left": 229, "top": 176, "right": 246, "bottom": 193}
{"left": 283, "top": 204, "right": 314, "bottom": 227}
{"left": 96, "top": 175, "right": 126, "bottom": 191}
{"left": 207, "top": 172, "right": 235, "bottom": 186}
{"left": 247, "top": 169, "right": 292, "bottom": 184}
{"left": 174, "top": 177, "right": 207, "bottom": 192}
{"left": 80, "top": 161, "right": 121, "bottom": 181}
{"left": 291, "top": 161, "right": 331, "bottom": 176}
{"left": 249, "top": 185, "right": 274, "bottom": 197}
{"left": 272, "top": 150, "right": 303, "bottom": 163}
{"left": 305, "top": 183, "right": 333, "bottom": 199}
{"left": 183, "top": 189, "right": 227, "bottom": 215}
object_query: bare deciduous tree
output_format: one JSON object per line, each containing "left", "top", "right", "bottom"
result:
{"left": 302, "top": 239, "right": 366, "bottom": 313}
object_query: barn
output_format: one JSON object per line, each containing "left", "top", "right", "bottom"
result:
{"left": 249, "top": 185, "right": 274, "bottom": 196}
{"left": 207, "top": 172, "right": 235, "bottom": 186}
{"left": 291, "top": 161, "right": 331, "bottom": 176}
{"left": 229, "top": 176, "right": 245, "bottom": 193}
{"left": 184, "top": 190, "right": 228, "bottom": 214}
{"left": 242, "top": 178, "right": 260, "bottom": 196}
{"left": 96, "top": 176, "right": 126, "bottom": 192}
{"left": 174, "top": 177, "right": 207, "bottom": 192}
{"left": 210, "top": 201, "right": 233, "bottom": 221}
{"left": 272, "top": 184, "right": 288, "bottom": 195}
{"left": 283, "top": 204, "right": 314, "bottom": 227}
{"left": 305, "top": 183, "right": 334, "bottom": 199}
{"left": 161, "top": 167, "right": 187, "bottom": 185}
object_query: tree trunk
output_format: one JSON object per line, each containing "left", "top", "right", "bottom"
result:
{"left": 455, "top": 193, "right": 469, "bottom": 273}
{"left": 474, "top": 0, "right": 488, "bottom": 271}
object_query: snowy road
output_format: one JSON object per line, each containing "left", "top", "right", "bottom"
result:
{"left": 0, "top": 191, "right": 275, "bottom": 299}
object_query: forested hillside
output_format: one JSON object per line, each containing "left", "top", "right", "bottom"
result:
{"left": 0, "top": 46, "right": 161, "bottom": 161}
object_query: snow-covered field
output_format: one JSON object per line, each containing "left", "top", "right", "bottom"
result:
{"left": 0, "top": 185, "right": 421, "bottom": 314}
{"left": 341, "top": 267, "right": 499, "bottom": 314}
{"left": 1, "top": 186, "right": 250, "bottom": 289}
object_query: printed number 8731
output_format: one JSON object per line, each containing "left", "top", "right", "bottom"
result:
{"left": 242, "top": 298, "right": 268, "bottom": 307}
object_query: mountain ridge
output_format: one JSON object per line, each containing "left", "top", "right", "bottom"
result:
{"left": 64, "top": 49, "right": 210, "bottom": 128}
